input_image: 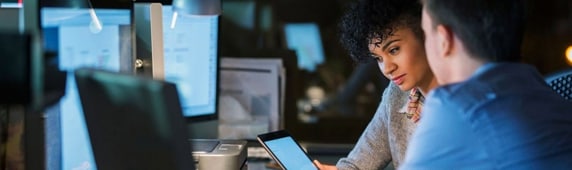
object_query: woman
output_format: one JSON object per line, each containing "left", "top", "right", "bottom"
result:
{"left": 315, "top": 0, "right": 438, "bottom": 169}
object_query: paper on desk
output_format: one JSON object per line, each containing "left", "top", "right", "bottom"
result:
{"left": 218, "top": 57, "right": 284, "bottom": 139}
{"left": 221, "top": 58, "right": 286, "bottom": 127}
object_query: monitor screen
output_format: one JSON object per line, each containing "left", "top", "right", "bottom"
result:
{"left": 283, "top": 23, "right": 325, "bottom": 72}
{"left": 162, "top": 5, "right": 219, "bottom": 120}
{"left": 41, "top": 7, "right": 131, "bottom": 170}
{"left": 74, "top": 68, "right": 195, "bottom": 170}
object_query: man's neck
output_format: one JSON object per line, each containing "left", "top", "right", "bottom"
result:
{"left": 445, "top": 56, "right": 487, "bottom": 84}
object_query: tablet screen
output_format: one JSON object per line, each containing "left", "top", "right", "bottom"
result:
{"left": 263, "top": 136, "right": 317, "bottom": 170}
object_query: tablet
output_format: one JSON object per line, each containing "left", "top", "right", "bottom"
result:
{"left": 257, "top": 130, "right": 318, "bottom": 170}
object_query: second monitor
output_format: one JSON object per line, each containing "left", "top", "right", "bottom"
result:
{"left": 75, "top": 68, "right": 195, "bottom": 170}
{"left": 162, "top": 5, "right": 219, "bottom": 121}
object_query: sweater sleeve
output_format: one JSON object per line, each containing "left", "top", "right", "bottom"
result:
{"left": 336, "top": 84, "right": 398, "bottom": 170}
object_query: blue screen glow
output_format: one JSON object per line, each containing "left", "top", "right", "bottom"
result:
{"left": 42, "top": 7, "right": 131, "bottom": 170}
{"left": 162, "top": 6, "right": 219, "bottom": 118}
{"left": 284, "top": 23, "right": 325, "bottom": 72}
{"left": 265, "top": 137, "right": 318, "bottom": 170}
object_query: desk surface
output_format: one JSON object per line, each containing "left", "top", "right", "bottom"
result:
{"left": 246, "top": 155, "right": 343, "bottom": 170}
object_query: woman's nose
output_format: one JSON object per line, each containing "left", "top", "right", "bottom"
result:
{"left": 381, "top": 60, "right": 395, "bottom": 78}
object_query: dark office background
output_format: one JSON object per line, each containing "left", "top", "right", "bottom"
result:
{"left": 0, "top": 0, "right": 566, "bottom": 169}
{"left": 2, "top": 0, "right": 569, "bottom": 144}
{"left": 219, "top": 0, "right": 572, "bottom": 73}
{"left": 218, "top": 0, "right": 572, "bottom": 144}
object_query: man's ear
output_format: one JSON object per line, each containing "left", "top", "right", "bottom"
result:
{"left": 436, "top": 25, "right": 453, "bottom": 58}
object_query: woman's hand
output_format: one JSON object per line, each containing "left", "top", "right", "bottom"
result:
{"left": 313, "top": 160, "right": 338, "bottom": 170}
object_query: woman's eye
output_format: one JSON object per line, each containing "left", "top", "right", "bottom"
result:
{"left": 389, "top": 47, "right": 400, "bottom": 55}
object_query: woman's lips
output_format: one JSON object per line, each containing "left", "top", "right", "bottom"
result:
{"left": 392, "top": 74, "right": 406, "bottom": 85}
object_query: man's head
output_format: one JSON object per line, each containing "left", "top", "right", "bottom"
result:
{"left": 421, "top": 0, "right": 525, "bottom": 84}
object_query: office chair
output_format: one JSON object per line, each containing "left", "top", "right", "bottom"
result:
{"left": 545, "top": 68, "right": 572, "bottom": 101}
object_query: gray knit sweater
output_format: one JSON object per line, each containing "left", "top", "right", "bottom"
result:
{"left": 336, "top": 83, "right": 417, "bottom": 170}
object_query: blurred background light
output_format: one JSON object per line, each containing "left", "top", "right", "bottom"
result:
{"left": 566, "top": 45, "right": 572, "bottom": 66}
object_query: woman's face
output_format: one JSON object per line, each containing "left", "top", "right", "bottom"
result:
{"left": 368, "top": 27, "right": 433, "bottom": 91}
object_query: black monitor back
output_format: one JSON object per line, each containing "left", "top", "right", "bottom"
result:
{"left": 0, "top": 32, "right": 30, "bottom": 104}
{"left": 74, "top": 68, "right": 194, "bottom": 170}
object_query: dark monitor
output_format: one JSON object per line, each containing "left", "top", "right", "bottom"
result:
{"left": 283, "top": 22, "right": 325, "bottom": 72}
{"left": 0, "top": 32, "right": 30, "bottom": 104}
{"left": 41, "top": 6, "right": 132, "bottom": 170}
{"left": 0, "top": 3, "right": 27, "bottom": 104}
{"left": 0, "top": 7, "right": 20, "bottom": 30}
{"left": 74, "top": 68, "right": 194, "bottom": 170}
{"left": 162, "top": 5, "right": 219, "bottom": 121}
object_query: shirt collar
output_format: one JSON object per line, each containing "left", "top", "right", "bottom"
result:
{"left": 473, "top": 62, "right": 497, "bottom": 78}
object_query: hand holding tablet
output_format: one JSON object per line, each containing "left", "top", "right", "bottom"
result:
{"left": 257, "top": 130, "right": 319, "bottom": 170}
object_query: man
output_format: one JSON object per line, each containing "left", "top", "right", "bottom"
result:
{"left": 401, "top": 0, "right": 572, "bottom": 169}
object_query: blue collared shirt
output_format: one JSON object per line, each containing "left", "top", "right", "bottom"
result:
{"left": 401, "top": 63, "right": 572, "bottom": 169}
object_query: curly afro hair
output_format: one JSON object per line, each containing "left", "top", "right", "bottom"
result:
{"left": 339, "top": 0, "right": 424, "bottom": 63}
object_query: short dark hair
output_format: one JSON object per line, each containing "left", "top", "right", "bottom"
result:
{"left": 338, "top": 0, "right": 423, "bottom": 63}
{"left": 423, "top": 0, "right": 525, "bottom": 62}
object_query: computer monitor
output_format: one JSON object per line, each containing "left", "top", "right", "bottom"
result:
{"left": 161, "top": 5, "right": 219, "bottom": 121}
{"left": 0, "top": 33, "right": 30, "bottom": 104}
{"left": 0, "top": 2, "right": 26, "bottom": 103}
{"left": 74, "top": 68, "right": 195, "bottom": 170}
{"left": 41, "top": 7, "right": 132, "bottom": 72}
{"left": 41, "top": 6, "right": 132, "bottom": 170}
{"left": 283, "top": 22, "right": 325, "bottom": 72}
{"left": 0, "top": 6, "right": 20, "bottom": 30}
